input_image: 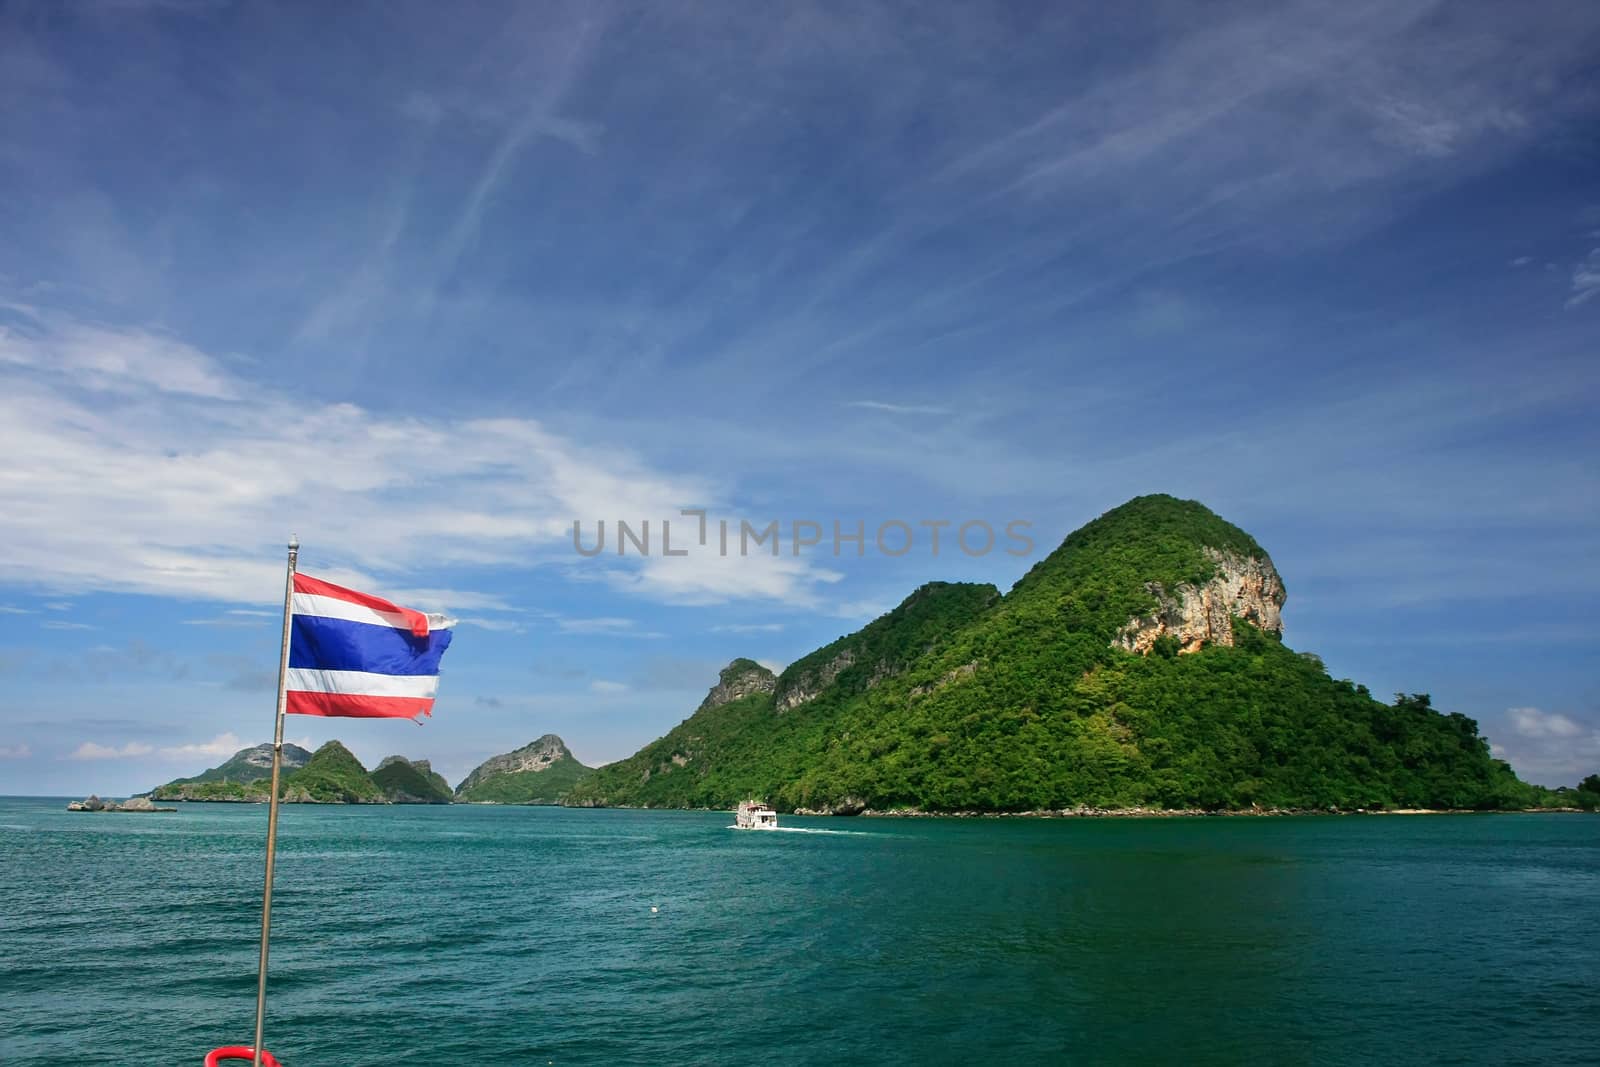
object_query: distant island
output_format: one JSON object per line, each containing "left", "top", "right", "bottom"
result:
{"left": 140, "top": 496, "right": 1599, "bottom": 816}
{"left": 147, "top": 736, "right": 592, "bottom": 806}
{"left": 455, "top": 735, "right": 593, "bottom": 803}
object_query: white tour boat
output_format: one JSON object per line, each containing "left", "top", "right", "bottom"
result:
{"left": 734, "top": 800, "right": 779, "bottom": 830}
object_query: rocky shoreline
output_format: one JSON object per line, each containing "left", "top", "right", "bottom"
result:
{"left": 788, "top": 805, "right": 1590, "bottom": 818}
{"left": 66, "top": 795, "right": 176, "bottom": 813}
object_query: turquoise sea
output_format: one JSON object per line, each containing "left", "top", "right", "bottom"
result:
{"left": 1, "top": 799, "right": 1596, "bottom": 1066}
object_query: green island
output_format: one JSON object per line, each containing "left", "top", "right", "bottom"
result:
{"left": 564, "top": 496, "right": 1599, "bottom": 814}
{"left": 147, "top": 497, "right": 1599, "bottom": 815}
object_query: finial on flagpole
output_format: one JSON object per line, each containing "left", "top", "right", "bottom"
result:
{"left": 288, "top": 536, "right": 299, "bottom": 551}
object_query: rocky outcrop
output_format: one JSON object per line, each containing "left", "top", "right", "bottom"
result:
{"left": 454, "top": 734, "right": 593, "bottom": 804}
{"left": 226, "top": 743, "right": 285, "bottom": 776}
{"left": 776, "top": 651, "right": 854, "bottom": 711}
{"left": 776, "top": 652, "right": 905, "bottom": 711}
{"left": 1114, "top": 547, "right": 1285, "bottom": 655}
{"left": 67, "top": 794, "right": 175, "bottom": 812}
{"left": 909, "top": 661, "right": 979, "bottom": 698}
{"left": 791, "top": 796, "right": 868, "bottom": 816}
{"left": 700, "top": 659, "right": 776, "bottom": 711}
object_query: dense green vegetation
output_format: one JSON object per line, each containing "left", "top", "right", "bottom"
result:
{"left": 568, "top": 690, "right": 790, "bottom": 809}
{"left": 568, "top": 495, "right": 1563, "bottom": 814}
{"left": 370, "top": 757, "right": 454, "bottom": 803}
{"left": 775, "top": 582, "right": 998, "bottom": 709}
{"left": 153, "top": 777, "right": 272, "bottom": 802}
{"left": 1561, "top": 774, "right": 1600, "bottom": 811}
{"left": 281, "top": 741, "right": 386, "bottom": 803}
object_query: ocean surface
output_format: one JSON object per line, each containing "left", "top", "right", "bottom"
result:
{"left": 1, "top": 800, "right": 1596, "bottom": 1066}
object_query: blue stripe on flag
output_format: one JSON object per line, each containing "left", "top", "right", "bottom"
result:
{"left": 290, "top": 614, "right": 453, "bottom": 677}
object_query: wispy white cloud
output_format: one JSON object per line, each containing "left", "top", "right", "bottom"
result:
{"left": 922, "top": 0, "right": 1597, "bottom": 276}
{"left": 456, "top": 617, "right": 527, "bottom": 633}
{"left": 431, "top": 14, "right": 606, "bottom": 294}
{"left": 0, "top": 319, "right": 235, "bottom": 398}
{"left": 845, "top": 400, "right": 953, "bottom": 416}
{"left": 1567, "top": 249, "right": 1600, "bottom": 308}
{"left": 41, "top": 620, "right": 94, "bottom": 631}
{"left": 711, "top": 622, "right": 785, "bottom": 634}
{"left": 556, "top": 617, "right": 664, "bottom": 638}
{"left": 67, "top": 740, "right": 153, "bottom": 760}
{"left": 601, "top": 550, "right": 845, "bottom": 609}
{"left": 0, "top": 743, "right": 31, "bottom": 758}
{"left": 0, "top": 605, "right": 32, "bottom": 614}
{"left": 1490, "top": 706, "right": 1600, "bottom": 787}
{"left": 159, "top": 732, "right": 242, "bottom": 759}
{"left": 0, "top": 308, "right": 842, "bottom": 610}
{"left": 1507, "top": 706, "right": 1584, "bottom": 739}
{"left": 829, "top": 597, "right": 897, "bottom": 621}
{"left": 589, "top": 679, "right": 628, "bottom": 693}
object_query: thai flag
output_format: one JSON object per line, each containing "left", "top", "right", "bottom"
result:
{"left": 286, "top": 574, "right": 455, "bottom": 719}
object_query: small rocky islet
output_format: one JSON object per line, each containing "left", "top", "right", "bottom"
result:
{"left": 66, "top": 794, "right": 175, "bottom": 813}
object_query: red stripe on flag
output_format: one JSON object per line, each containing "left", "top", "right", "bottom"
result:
{"left": 292, "top": 573, "right": 431, "bottom": 636}
{"left": 285, "top": 691, "right": 435, "bottom": 719}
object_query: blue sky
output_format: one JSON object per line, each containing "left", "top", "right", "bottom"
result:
{"left": 1, "top": 0, "right": 1597, "bottom": 795}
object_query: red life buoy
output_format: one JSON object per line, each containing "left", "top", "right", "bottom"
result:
{"left": 205, "top": 1047, "right": 281, "bottom": 1066}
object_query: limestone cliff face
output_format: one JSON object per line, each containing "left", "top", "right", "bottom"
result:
{"left": 700, "top": 659, "right": 776, "bottom": 711}
{"left": 455, "top": 735, "right": 574, "bottom": 794}
{"left": 775, "top": 650, "right": 854, "bottom": 711}
{"left": 909, "top": 661, "right": 978, "bottom": 698}
{"left": 1114, "top": 547, "right": 1285, "bottom": 655}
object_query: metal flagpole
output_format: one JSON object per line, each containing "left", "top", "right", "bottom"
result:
{"left": 252, "top": 536, "right": 298, "bottom": 1067}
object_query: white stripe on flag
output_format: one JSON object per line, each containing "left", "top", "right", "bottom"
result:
{"left": 285, "top": 668, "right": 441, "bottom": 699}
{"left": 291, "top": 593, "right": 455, "bottom": 633}
{"left": 291, "top": 592, "right": 414, "bottom": 631}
